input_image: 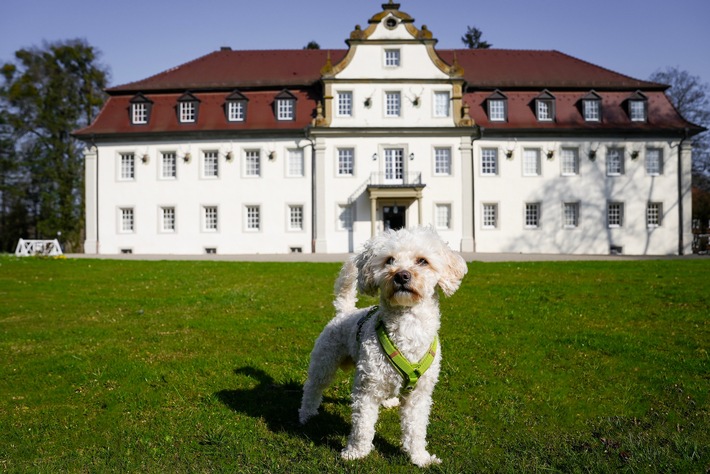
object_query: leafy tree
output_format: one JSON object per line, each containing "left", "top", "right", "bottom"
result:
{"left": 461, "top": 26, "right": 491, "bottom": 49}
{"left": 0, "top": 39, "right": 108, "bottom": 252}
{"left": 649, "top": 67, "right": 710, "bottom": 177}
{"left": 303, "top": 41, "right": 321, "bottom": 50}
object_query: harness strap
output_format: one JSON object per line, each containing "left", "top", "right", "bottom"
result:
{"left": 376, "top": 319, "right": 438, "bottom": 392}
{"left": 356, "top": 306, "right": 379, "bottom": 344}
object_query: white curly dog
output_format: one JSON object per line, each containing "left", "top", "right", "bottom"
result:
{"left": 299, "top": 227, "right": 468, "bottom": 467}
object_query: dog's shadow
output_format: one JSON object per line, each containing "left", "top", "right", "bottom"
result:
{"left": 215, "top": 367, "right": 399, "bottom": 456}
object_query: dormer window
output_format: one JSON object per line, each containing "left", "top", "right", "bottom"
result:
{"left": 225, "top": 90, "right": 248, "bottom": 122}
{"left": 487, "top": 90, "right": 508, "bottom": 122}
{"left": 384, "top": 49, "right": 400, "bottom": 67}
{"left": 535, "top": 90, "right": 555, "bottom": 122}
{"left": 627, "top": 91, "right": 648, "bottom": 122}
{"left": 177, "top": 92, "right": 199, "bottom": 123}
{"left": 274, "top": 90, "right": 296, "bottom": 121}
{"left": 581, "top": 90, "right": 602, "bottom": 122}
{"left": 129, "top": 93, "right": 152, "bottom": 125}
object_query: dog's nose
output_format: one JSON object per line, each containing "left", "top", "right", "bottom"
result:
{"left": 394, "top": 270, "right": 411, "bottom": 285}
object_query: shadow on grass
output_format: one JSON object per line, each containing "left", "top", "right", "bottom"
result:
{"left": 216, "top": 367, "right": 400, "bottom": 457}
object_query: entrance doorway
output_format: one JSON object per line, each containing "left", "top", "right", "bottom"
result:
{"left": 383, "top": 205, "right": 405, "bottom": 231}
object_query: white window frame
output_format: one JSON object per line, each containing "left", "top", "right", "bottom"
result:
{"left": 276, "top": 98, "right": 294, "bottom": 121}
{"left": 384, "top": 49, "right": 400, "bottom": 67}
{"left": 160, "top": 206, "right": 176, "bottom": 233}
{"left": 482, "top": 203, "right": 498, "bottom": 229}
{"left": 646, "top": 148, "right": 663, "bottom": 175}
{"left": 560, "top": 148, "right": 579, "bottom": 176}
{"left": 161, "top": 152, "right": 177, "bottom": 179}
{"left": 488, "top": 100, "right": 506, "bottom": 122}
{"left": 203, "top": 205, "right": 218, "bottom": 232}
{"left": 583, "top": 100, "right": 601, "bottom": 122}
{"left": 433, "top": 91, "right": 450, "bottom": 118}
{"left": 606, "top": 148, "right": 624, "bottom": 176}
{"left": 523, "top": 149, "right": 541, "bottom": 176}
{"left": 179, "top": 101, "right": 196, "bottom": 123}
{"left": 337, "top": 148, "right": 355, "bottom": 176}
{"left": 245, "top": 205, "right": 261, "bottom": 231}
{"left": 337, "top": 91, "right": 353, "bottom": 117}
{"left": 287, "top": 149, "right": 304, "bottom": 177}
{"left": 385, "top": 91, "right": 401, "bottom": 117}
{"left": 288, "top": 205, "right": 304, "bottom": 231}
{"left": 435, "top": 203, "right": 452, "bottom": 230}
{"left": 536, "top": 100, "right": 553, "bottom": 121}
{"left": 607, "top": 202, "right": 624, "bottom": 228}
{"left": 647, "top": 202, "right": 662, "bottom": 228}
{"left": 244, "top": 150, "right": 261, "bottom": 177}
{"left": 434, "top": 147, "right": 452, "bottom": 176}
{"left": 119, "top": 153, "right": 135, "bottom": 181}
{"left": 202, "top": 150, "right": 219, "bottom": 179}
{"left": 525, "top": 203, "right": 541, "bottom": 229}
{"left": 227, "top": 101, "right": 245, "bottom": 122}
{"left": 481, "top": 148, "right": 498, "bottom": 176}
{"left": 120, "top": 207, "right": 134, "bottom": 233}
{"left": 563, "top": 202, "right": 579, "bottom": 228}
{"left": 131, "top": 103, "right": 148, "bottom": 124}
{"left": 629, "top": 100, "right": 646, "bottom": 122}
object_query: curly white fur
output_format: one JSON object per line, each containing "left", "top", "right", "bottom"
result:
{"left": 299, "top": 227, "right": 468, "bottom": 467}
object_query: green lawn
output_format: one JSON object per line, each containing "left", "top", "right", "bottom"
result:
{"left": 0, "top": 256, "right": 708, "bottom": 473}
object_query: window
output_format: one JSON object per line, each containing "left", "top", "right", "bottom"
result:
{"left": 130, "top": 93, "right": 152, "bottom": 125}
{"left": 607, "top": 202, "right": 624, "bottom": 228}
{"left": 120, "top": 153, "right": 135, "bottom": 180}
{"left": 434, "top": 91, "right": 450, "bottom": 117}
{"left": 289, "top": 205, "right": 304, "bottom": 231}
{"left": 226, "top": 90, "right": 248, "bottom": 122}
{"left": 647, "top": 202, "right": 662, "bottom": 227}
{"left": 560, "top": 148, "right": 579, "bottom": 176}
{"left": 385, "top": 92, "right": 401, "bottom": 117}
{"left": 245, "top": 150, "right": 261, "bottom": 177}
{"left": 203, "top": 150, "right": 219, "bottom": 178}
{"left": 120, "top": 208, "right": 134, "bottom": 233}
{"left": 287, "top": 149, "right": 304, "bottom": 177}
{"left": 563, "top": 202, "right": 579, "bottom": 228}
{"left": 203, "top": 206, "right": 218, "bottom": 231}
{"left": 535, "top": 90, "right": 556, "bottom": 122}
{"left": 275, "top": 90, "right": 296, "bottom": 121}
{"left": 627, "top": 91, "right": 648, "bottom": 122}
{"left": 435, "top": 204, "right": 451, "bottom": 230}
{"left": 384, "top": 49, "right": 400, "bottom": 67}
{"left": 523, "top": 149, "right": 541, "bottom": 176}
{"left": 434, "top": 148, "right": 452, "bottom": 175}
{"left": 246, "top": 205, "right": 260, "bottom": 231}
{"left": 481, "top": 148, "right": 498, "bottom": 176}
{"left": 487, "top": 90, "right": 508, "bottom": 121}
{"left": 583, "top": 99, "right": 601, "bottom": 122}
{"left": 161, "top": 207, "right": 175, "bottom": 232}
{"left": 337, "top": 91, "right": 353, "bottom": 117}
{"left": 338, "top": 204, "right": 353, "bottom": 231}
{"left": 482, "top": 203, "right": 498, "bottom": 229}
{"left": 161, "top": 152, "right": 177, "bottom": 179}
{"left": 525, "top": 203, "right": 541, "bottom": 228}
{"left": 646, "top": 148, "right": 663, "bottom": 175}
{"left": 384, "top": 148, "right": 404, "bottom": 183}
{"left": 606, "top": 148, "right": 624, "bottom": 176}
{"left": 177, "top": 92, "right": 199, "bottom": 123}
{"left": 337, "top": 148, "right": 354, "bottom": 176}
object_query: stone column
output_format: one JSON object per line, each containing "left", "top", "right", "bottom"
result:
{"left": 313, "top": 137, "right": 328, "bottom": 253}
{"left": 83, "top": 146, "right": 99, "bottom": 254}
{"left": 459, "top": 136, "right": 475, "bottom": 252}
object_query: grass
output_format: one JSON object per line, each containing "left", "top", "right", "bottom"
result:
{"left": 0, "top": 256, "right": 708, "bottom": 473}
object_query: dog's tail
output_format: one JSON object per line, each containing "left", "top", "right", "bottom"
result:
{"left": 333, "top": 257, "right": 358, "bottom": 314}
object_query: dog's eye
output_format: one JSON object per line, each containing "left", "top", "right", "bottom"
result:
{"left": 417, "top": 258, "right": 429, "bottom": 266}
{"left": 386, "top": 256, "right": 395, "bottom": 265}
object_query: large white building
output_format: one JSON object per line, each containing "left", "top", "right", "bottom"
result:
{"left": 75, "top": 1, "right": 703, "bottom": 256}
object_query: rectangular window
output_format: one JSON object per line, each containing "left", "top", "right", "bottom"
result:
{"left": 646, "top": 148, "right": 663, "bottom": 175}
{"left": 227, "top": 101, "right": 245, "bottom": 121}
{"left": 563, "top": 202, "right": 579, "bottom": 228}
{"left": 120, "top": 153, "right": 135, "bottom": 180}
{"left": 536, "top": 100, "right": 553, "bottom": 121}
{"left": 161, "top": 152, "right": 177, "bottom": 179}
{"left": 489, "top": 100, "right": 506, "bottom": 121}
{"left": 132, "top": 103, "right": 147, "bottom": 124}
{"left": 482, "top": 203, "right": 498, "bottom": 229}
{"left": 337, "top": 91, "right": 353, "bottom": 117}
{"left": 276, "top": 99, "right": 294, "bottom": 120}
{"left": 203, "top": 206, "right": 218, "bottom": 231}
{"left": 560, "top": 148, "right": 579, "bottom": 176}
{"left": 338, "top": 148, "right": 354, "bottom": 176}
{"left": 246, "top": 205, "right": 260, "bottom": 231}
{"left": 161, "top": 206, "right": 175, "bottom": 232}
{"left": 525, "top": 203, "right": 541, "bottom": 228}
{"left": 647, "top": 202, "right": 662, "bottom": 227}
{"left": 629, "top": 101, "right": 646, "bottom": 122}
{"left": 606, "top": 148, "right": 624, "bottom": 176}
{"left": 245, "top": 150, "right": 261, "bottom": 177}
{"left": 287, "top": 149, "right": 304, "bottom": 177}
{"left": 203, "top": 150, "right": 219, "bottom": 178}
{"left": 384, "top": 49, "right": 400, "bottom": 67}
{"left": 289, "top": 205, "right": 304, "bottom": 231}
{"left": 120, "top": 208, "right": 134, "bottom": 233}
{"left": 338, "top": 204, "right": 353, "bottom": 231}
{"left": 385, "top": 92, "right": 401, "bottom": 117}
{"left": 179, "top": 102, "right": 196, "bottom": 123}
{"left": 481, "top": 148, "right": 498, "bottom": 176}
{"left": 607, "top": 202, "right": 624, "bottom": 228}
{"left": 435, "top": 204, "right": 451, "bottom": 230}
{"left": 434, "top": 91, "right": 450, "bottom": 117}
{"left": 523, "top": 149, "right": 541, "bottom": 176}
{"left": 583, "top": 100, "right": 600, "bottom": 121}
{"left": 434, "top": 147, "right": 452, "bottom": 175}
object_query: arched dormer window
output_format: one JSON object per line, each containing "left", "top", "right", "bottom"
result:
{"left": 177, "top": 92, "right": 200, "bottom": 123}
{"left": 535, "top": 90, "right": 556, "bottom": 122}
{"left": 274, "top": 90, "right": 297, "bottom": 121}
{"left": 486, "top": 90, "right": 508, "bottom": 122}
{"left": 129, "top": 93, "right": 153, "bottom": 125}
{"left": 225, "top": 90, "right": 248, "bottom": 122}
{"left": 626, "top": 90, "right": 648, "bottom": 122}
{"left": 581, "top": 90, "right": 602, "bottom": 122}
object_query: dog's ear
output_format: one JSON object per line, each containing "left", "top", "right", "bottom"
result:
{"left": 354, "top": 244, "right": 379, "bottom": 296}
{"left": 437, "top": 247, "right": 468, "bottom": 297}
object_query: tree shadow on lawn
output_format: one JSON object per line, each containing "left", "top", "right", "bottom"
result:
{"left": 216, "top": 367, "right": 400, "bottom": 457}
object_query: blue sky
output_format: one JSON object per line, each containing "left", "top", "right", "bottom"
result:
{"left": 2, "top": 0, "right": 709, "bottom": 89}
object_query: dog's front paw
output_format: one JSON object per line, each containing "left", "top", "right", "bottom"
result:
{"left": 298, "top": 408, "right": 317, "bottom": 425}
{"left": 341, "top": 445, "right": 373, "bottom": 461}
{"left": 411, "top": 452, "right": 442, "bottom": 467}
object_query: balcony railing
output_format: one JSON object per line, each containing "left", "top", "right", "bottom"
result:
{"left": 368, "top": 172, "right": 423, "bottom": 186}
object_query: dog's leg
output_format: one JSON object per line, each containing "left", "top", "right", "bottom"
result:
{"left": 400, "top": 387, "right": 442, "bottom": 467}
{"left": 299, "top": 337, "right": 344, "bottom": 424}
{"left": 341, "top": 386, "right": 380, "bottom": 461}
